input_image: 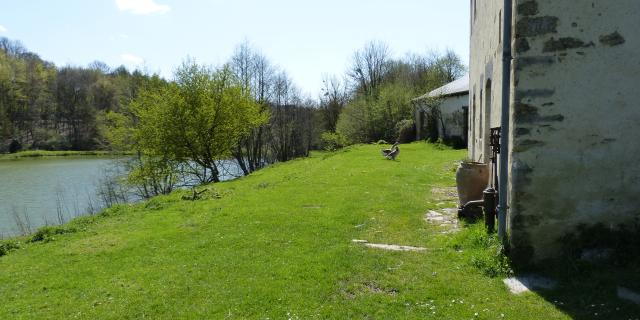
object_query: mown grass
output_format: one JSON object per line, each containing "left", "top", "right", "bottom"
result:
{"left": 0, "top": 143, "right": 638, "bottom": 319}
{"left": 0, "top": 150, "right": 132, "bottom": 160}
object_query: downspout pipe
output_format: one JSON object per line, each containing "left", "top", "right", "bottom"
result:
{"left": 498, "top": 0, "right": 513, "bottom": 241}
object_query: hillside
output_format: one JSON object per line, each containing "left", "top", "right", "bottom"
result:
{"left": 0, "top": 144, "right": 636, "bottom": 319}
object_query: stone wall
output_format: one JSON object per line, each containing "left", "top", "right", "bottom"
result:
{"left": 469, "top": 0, "right": 505, "bottom": 163}
{"left": 508, "top": 0, "right": 640, "bottom": 261}
{"left": 415, "top": 94, "right": 468, "bottom": 143}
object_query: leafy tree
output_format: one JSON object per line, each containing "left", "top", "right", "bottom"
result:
{"left": 131, "top": 61, "right": 267, "bottom": 183}
{"left": 336, "top": 42, "right": 466, "bottom": 144}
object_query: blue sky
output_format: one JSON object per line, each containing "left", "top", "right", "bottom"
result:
{"left": 0, "top": 0, "right": 470, "bottom": 97}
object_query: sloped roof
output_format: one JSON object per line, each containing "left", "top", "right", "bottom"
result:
{"left": 414, "top": 74, "right": 469, "bottom": 100}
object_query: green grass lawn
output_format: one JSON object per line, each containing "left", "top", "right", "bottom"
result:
{"left": 0, "top": 143, "right": 638, "bottom": 319}
{"left": 0, "top": 150, "right": 132, "bottom": 160}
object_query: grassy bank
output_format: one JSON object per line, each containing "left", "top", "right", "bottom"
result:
{"left": 0, "top": 144, "right": 637, "bottom": 319}
{"left": 0, "top": 150, "right": 132, "bottom": 160}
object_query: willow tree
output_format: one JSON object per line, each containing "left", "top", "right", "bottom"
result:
{"left": 131, "top": 61, "right": 268, "bottom": 184}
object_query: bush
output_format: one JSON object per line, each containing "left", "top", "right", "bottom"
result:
{"left": 31, "top": 128, "right": 71, "bottom": 151}
{"left": 335, "top": 82, "right": 414, "bottom": 144}
{"left": 8, "top": 139, "right": 22, "bottom": 153}
{"left": 28, "top": 226, "right": 76, "bottom": 243}
{"left": 0, "top": 240, "right": 20, "bottom": 257}
{"left": 335, "top": 96, "right": 373, "bottom": 144}
{"left": 320, "top": 132, "right": 349, "bottom": 151}
{"left": 395, "top": 119, "right": 415, "bottom": 143}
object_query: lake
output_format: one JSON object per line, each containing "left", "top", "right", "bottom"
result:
{"left": 0, "top": 157, "right": 245, "bottom": 238}
{"left": 0, "top": 157, "right": 123, "bottom": 237}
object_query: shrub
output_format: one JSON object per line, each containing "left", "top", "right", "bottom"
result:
{"left": 320, "top": 132, "right": 349, "bottom": 151}
{"left": 395, "top": 119, "right": 415, "bottom": 143}
{"left": 8, "top": 139, "right": 22, "bottom": 153}
{"left": 0, "top": 240, "right": 20, "bottom": 257}
{"left": 28, "top": 226, "right": 76, "bottom": 243}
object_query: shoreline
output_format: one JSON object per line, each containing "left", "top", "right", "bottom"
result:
{"left": 0, "top": 150, "right": 133, "bottom": 161}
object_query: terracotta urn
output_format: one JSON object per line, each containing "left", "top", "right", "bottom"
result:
{"left": 455, "top": 161, "right": 490, "bottom": 207}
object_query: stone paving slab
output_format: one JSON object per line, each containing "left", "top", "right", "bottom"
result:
{"left": 503, "top": 275, "right": 557, "bottom": 294}
{"left": 424, "top": 209, "right": 460, "bottom": 233}
{"left": 352, "top": 239, "right": 427, "bottom": 252}
{"left": 618, "top": 286, "right": 640, "bottom": 305}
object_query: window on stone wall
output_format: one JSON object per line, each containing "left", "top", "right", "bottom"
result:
{"left": 484, "top": 80, "right": 492, "bottom": 163}
{"left": 471, "top": 93, "right": 475, "bottom": 146}
{"left": 499, "top": 10, "right": 502, "bottom": 44}
{"left": 479, "top": 89, "right": 483, "bottom": 150}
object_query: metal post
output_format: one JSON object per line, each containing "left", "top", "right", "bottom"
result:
{"left": 484, "top": 188, "right": 497, "bottom": 233}
{"left": 498, "top": 0, "right": 513, "bottom": 241}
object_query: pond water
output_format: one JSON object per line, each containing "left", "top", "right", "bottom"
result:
{"left": 0, "top": 157, "right": 245, "bottom": 238}
{"left": 0, "top": 157, "right": 122, "bottom": 238}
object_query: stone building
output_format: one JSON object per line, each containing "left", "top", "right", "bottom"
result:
{"left": 469, "top": 0, "right": 640, "bottom": 262}
{"left": 413, "top": 75, "right": 469, "bottom": 147}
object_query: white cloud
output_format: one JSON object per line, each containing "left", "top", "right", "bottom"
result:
{"left": 116, "top": 0, "right": 170, "bottom": 15}
{"left": 0, "top": 25, "right": 7, "bottom": 33}
{"left": 121, "top": 53, "right": 144, "bottom": 65}
{"left": 119, "top": 34, "right": 130, "bottom": 39}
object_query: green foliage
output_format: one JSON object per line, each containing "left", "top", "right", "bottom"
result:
{"left": 131, "top": 61, "right": 268, "bottom": 183}
{"left": 395, "top": 119, "right": 415, "bottom": 143}
{"left": 8, "top": 139, "right": 21, "bottom": 153}
{"left": 320, "top": 131, "right": 349, "bottom": 151}
{"left": 451, "top": 223, "right": 513, "bottom": 278}
{"left": 430, "top": 138, "right": 453, "bottom": 151}
{"left": 336, "top": 82, "right": 416, "bottom": 144}
{"left": 336, "top": 45, "right": 466, "bottom": 144}
{"left": 0, "top": 150, "right": 129, "bottom": 160}
{"left": 28, "top": 226, "right": 77, "bottom": 243}
{"left": 125, "top": 155, "right": 181, "bottom": 198}
{"left": 335, "top": 95, "right": 373, "bottom": 143}
{"left": 31, "top": 128, "right": 70, "bottom": 150}
{"left": 0, "top": 240, "right": 20, "bottom": 257}
{"left": 0, "top": 37, "right": 156, "bottom": 152}
{"left": 97, "top": 110, "right": 134, "bottom": 151}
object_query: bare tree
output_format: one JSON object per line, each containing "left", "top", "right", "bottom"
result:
{"left": 230, "top": 41, "right": 254, "bottom": 95}
{"left": 348, "top": 40, "right": 391, "bottom": 96}
{"left": 229, "top": 41, "right": 276, "bottom": 175}
{"left": 319, "top": 74, "right": 347, "bottom": 132}
{"left": 437, "top": 49, "right": 467, "bottom": 83}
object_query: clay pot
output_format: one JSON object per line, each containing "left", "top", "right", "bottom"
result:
{"left": 456, "top": 162, "right": 490, "bottom": 207}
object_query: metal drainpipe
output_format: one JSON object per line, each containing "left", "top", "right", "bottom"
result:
{"left": 498, "top": 0, "right": 513, "bottom": 241}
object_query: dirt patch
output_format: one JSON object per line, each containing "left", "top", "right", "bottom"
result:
{"left": 364, "top": 282, "right": 399, "bottom": 296}
{"left": 340, "top": 281, "right": 399, "bottom": 299}
{"left": 431, "top": 187, "right": 458, "bottom": 202}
